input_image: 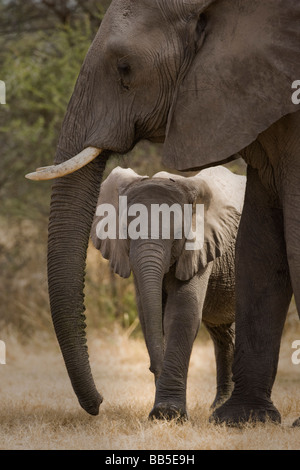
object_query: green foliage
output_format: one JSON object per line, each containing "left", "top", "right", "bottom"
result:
{"left": 0, "top": 0, "right": 109, "bottom": 35}
{"left": 0, "top": 18, "right": 96, "bottom": 221}
{"left": 85, "top": 257, "right": 139, "bottom": 333}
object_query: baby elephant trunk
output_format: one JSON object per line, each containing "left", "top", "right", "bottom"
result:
{"left": 130, "top": 240, "right": 170, "bottom": 381}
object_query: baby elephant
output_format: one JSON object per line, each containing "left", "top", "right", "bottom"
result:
{"left": 91, "top": 166, "right": 246, "bottom": 420}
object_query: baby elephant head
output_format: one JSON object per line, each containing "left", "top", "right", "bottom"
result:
{"left": 91, "top": 166, "right": 244, "bottom": 281}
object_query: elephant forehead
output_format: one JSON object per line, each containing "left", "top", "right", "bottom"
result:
{"left": 100, "top": 0, "right": 169, "bottom": 42}
{"left": 125, "top": 180, "right": 187, "bottom": 205}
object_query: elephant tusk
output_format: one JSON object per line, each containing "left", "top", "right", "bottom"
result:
{"left": 25, "top": 147, "right": 103, "bottom": 181}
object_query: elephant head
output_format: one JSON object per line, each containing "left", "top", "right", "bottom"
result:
{"left": 25, "top": 0, "right": 300, "bottom": 415}
{"left": 91, "top": 166, "right": 244, "bottom": 380}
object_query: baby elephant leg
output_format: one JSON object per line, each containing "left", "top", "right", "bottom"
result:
{"left": 204, "top": 322, "right": 235, "bottom": 409}
{"left": 149, "top": 269, "right": 211, "bottom": 421}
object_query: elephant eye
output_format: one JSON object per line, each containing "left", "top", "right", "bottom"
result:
{"left": 196, "top": 13, "right": 207, "bottom": 37}
{"left": 193, "top": 12, "right": 207, "bottom": 51}
{"left": 117, "top": 62, "right": 131, "bottom": 91}
{"left": 118, "top": 63, "right": 131, "bottom": 75}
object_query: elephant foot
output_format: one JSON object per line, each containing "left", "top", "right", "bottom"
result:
{"left": 209, "top": 395, "right": 281, "bottom": 427}
{"left": 149, "top": 403, "right": 188, "bottom": 422}
{"left": 292, "top": 417, "right": 300, "bottom": 427}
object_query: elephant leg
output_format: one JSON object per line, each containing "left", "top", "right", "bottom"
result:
{"left": 211, "top": 166, "right": 293, "bottom": 426}
{"left": 204, "top": 322, "right": 235, "bottom": 409}
{"left": 282, "top": 157, "right": 300, "bottom": 427}
{"left": 149, "top": 269, "right": 211, "bottom": 421}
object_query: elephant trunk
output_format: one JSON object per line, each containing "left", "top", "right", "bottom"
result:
{"left": 130, "top": 241, "right": 170, "bottom": 380}
{"left": 47, "top": 153, "right": 108, "bottom": 415}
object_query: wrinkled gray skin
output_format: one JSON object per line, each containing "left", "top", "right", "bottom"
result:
{"left": 91, "top": 166, "right": 246, "bottom": 420}
{"left": 47, "top": 0, "right": 300, "bottom": 425}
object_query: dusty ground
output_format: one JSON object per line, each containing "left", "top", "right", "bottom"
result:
{"left": 0, "top": 327, "right": 299, "bottom": 450}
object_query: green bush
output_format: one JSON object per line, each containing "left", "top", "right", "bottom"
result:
{"left": 0, "top": 19, "right": 96, "bottom": 221}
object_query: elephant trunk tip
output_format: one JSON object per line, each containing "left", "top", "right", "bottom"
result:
{"left": 79, "top": 392, "right": 104, "bottom": 416}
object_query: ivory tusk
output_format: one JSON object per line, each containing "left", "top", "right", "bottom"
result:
{"left": 25, "top": 147, "right": 103, "bottom": 181}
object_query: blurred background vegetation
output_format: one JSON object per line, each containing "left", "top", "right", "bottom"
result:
{"left": 0, "top": 0, "right": 297, "bottom": 340}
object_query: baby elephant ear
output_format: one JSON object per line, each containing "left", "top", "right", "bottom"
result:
{"left": 164, "top": 0, "right": 300, "bottom": 171}
{"left": 91, "top": 167, "right": 148, "bottom": 278}
{"left": 175, "top": 167, "right": 246, "bottom": 281}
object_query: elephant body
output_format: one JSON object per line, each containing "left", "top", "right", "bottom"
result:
{"left": 26, "top": 0, "right": 300, "bottom": 426}
{"left": 91, "top": 166, "right": 245, "bottom": 419}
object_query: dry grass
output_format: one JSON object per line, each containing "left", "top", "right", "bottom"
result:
{"left": 0, "top": 327, "right": 299, "bottom": 450}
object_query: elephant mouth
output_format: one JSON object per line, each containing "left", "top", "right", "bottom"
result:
{"left": 25, "top": 146, "right": 103, "bottom": 181}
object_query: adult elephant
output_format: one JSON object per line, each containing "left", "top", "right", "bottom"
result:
{"left": 26, "top": 0, "right": 300, "bottom": 425}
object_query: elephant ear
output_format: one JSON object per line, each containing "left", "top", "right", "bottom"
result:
{"left": 174, "top": 166, "right": 246, "bottom": 281}
{"left": 164, "top": 0, "right": 300, "bottom": 170}
{"left": 91, "top": 167, "right": 148, "bottom": 278}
